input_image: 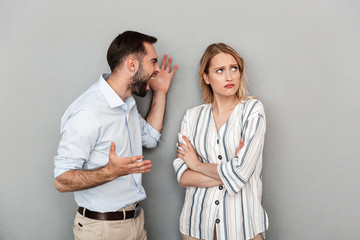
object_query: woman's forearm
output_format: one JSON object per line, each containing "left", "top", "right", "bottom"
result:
{"left": 194, "top": 162, "right": 222, "bottom": 181}
{"left": 179, "top": 169, "right": 222, "bottom": 188}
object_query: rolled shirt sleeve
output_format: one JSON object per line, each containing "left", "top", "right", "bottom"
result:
{"left": 54, "top": 110, "right": 100, "bottom": 178}
{"left": 139, "top": 114, "right": 161, "bottom": 149}
{"left": 218, "top": 103, "right": 266, "bottom": 196}
{"left": 173, "top": 110, "right": 190, "bottom": 183}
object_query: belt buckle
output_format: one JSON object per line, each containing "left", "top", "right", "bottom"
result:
{"left": 134, "top": 203, "right": 141, "bottom": 218}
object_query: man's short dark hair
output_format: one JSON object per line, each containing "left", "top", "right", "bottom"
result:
{"left": 107, "top": 31, "right": 157, "bottom": 72}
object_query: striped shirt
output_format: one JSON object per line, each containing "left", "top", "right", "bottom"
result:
{"left": 173, "top": 99, "right": 269, "bottom": 240}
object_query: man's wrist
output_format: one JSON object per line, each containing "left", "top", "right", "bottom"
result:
{"left": 152, "top": 90, "right": 168, "bottom": 97}
{"left": 103, "top": 164, "right": 117, "bottom": 182}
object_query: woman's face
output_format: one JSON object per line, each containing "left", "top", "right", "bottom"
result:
{"left": 203, "top": 52, "right": 241, "bottom": 100}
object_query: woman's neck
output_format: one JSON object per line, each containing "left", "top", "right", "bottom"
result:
{"left": 211, "top": 95, "right": 238, "bottom": 115}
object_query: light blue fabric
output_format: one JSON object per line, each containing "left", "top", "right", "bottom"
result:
{"left": 54, "top": 73, "right": 160, "bottom": 212}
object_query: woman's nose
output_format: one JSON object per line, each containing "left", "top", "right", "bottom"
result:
{"left": 225, "top": 70, "right": 233, "bottom": 81}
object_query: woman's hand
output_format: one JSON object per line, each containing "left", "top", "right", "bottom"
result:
{"left": 176, "top": 135, "right": 202, "bottom": 171}
{"left": 235, "top": 140, "right": 245, "bottom": 157}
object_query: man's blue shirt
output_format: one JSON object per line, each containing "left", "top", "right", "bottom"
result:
{"left": 54, "top": 73, "right": 160, "bottom": 212}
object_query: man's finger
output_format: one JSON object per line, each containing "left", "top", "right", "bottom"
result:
{"left": 127, "top": 159, "right": 152, "bottom": 169}
{"left": 171, "top": 64, "right": 178, "bottom": 75}
{"left": 129, "top": 163, "right": 152, "bottom": 173}
{"left": 133, "top": 161, "right": 152, "bottom": 170}
{"left": 121, "top": 155, "right": 145, "bottom": 164}
{"left": 109, "top": 142, "right": 117, "bottom": 158}
{"left": 165, "top": 57, "right": 173, "bottom": 71}
{"left": 129, "top": 155, "right": 144, "bottom": 161}
{"left": 132, "top": 168, "right": 152, "bottom": 174}
{"left": 160, "top": 54, "right": 168, "bottom": 70}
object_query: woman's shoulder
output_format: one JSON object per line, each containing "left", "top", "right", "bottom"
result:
{"left": 241, "top": 98, "right": 265, "bottom": 115}
{"left": 186, "top": 103, "right": 210, "bottom": 113}
{"left": 184, "top": 103, "right": 211, "bottom": 117}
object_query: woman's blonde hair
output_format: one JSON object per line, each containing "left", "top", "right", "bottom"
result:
{"left": 199, "top": 43, "right": 254, "bottom": 103}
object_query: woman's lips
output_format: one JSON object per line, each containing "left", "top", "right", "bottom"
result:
{"left": 224, "top": 84, "right": 235, "bottom": 88}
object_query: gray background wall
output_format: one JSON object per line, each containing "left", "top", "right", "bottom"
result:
{"left": 1, "top": 0, "right": 359, "bottom": 239}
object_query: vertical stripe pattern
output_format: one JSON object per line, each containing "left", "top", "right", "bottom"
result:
{"left": 173, "top": 99, "right": 269, "bottom": 240}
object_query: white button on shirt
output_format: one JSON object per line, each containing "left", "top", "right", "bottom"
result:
{"left": 54, "top": 73, "right": 160, "bottom": 213}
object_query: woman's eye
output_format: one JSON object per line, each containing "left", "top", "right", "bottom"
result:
{"left": 231, "top": 66, "right": 238, "bottom": 71}
{"left": 216, "top": 69, "right": 223, "bottom": 73}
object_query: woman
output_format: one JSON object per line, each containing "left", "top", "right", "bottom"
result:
{"left": 173, "top": 43, "right": 269, "bottom": 240}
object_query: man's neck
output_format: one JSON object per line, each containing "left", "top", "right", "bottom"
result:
{"left": 106, "top": 72, "right": 132, "bottom": 102}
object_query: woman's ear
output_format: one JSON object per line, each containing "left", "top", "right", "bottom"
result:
{"left": 203, "top": 73, "right": 210, "bottom": 85}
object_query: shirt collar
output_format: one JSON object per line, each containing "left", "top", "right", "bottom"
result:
{"left": 98, "top": 73, "right": 135, "bottom": 110}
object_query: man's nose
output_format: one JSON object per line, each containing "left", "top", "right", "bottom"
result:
{"left": 155, "top": 64, "right": 160, "bottom": 73}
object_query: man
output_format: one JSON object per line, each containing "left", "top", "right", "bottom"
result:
{"left": 54, "top": 31, "right": 177, "bottom": 240}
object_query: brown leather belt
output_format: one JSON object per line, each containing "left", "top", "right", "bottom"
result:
{"left": 78, "top": 203, "right": 141, "bottom": 221}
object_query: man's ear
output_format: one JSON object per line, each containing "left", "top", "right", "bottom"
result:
{"left": 126, "top": 56, "right": 139, "bottom": 73}
{"left": 203, "top": 73, "right": 210, "bottom": 85}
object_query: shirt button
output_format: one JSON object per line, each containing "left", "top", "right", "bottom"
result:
{"left": 217, "top": 139, "right": 219, "bottom": 144}
{"left": 218, "top": 155, "right": 222, "bottom": 160}
{"left": 218, "top": 186, "right": 223, "bottom": 190}
{"left": 215, "top": 219, "right": 220, "bottom": 224}
{"left": 215, "top": 200, "right": 219, "bottom": 205}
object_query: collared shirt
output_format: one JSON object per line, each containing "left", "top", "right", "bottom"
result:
{"left": 173, "top": 99, "right": 269, "bottom": 240}
{"left": 54, "top": 73, "right": 160, "bottom": 213}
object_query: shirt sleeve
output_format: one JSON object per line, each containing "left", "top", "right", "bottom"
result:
{"left": 217, "top": 102, "right": 266, "bottom": 195}
{"left": 54, "top": 110, "right": 100, "bottom": 178}
{"left": 139, "top": 114, "right": 161, "bottom": 149}
{"left": 173, "top": 110, "right": 190, "bottom": 183}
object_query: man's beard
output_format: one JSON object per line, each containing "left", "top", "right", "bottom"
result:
{"left": 131, "top": 64, "right": 152, "bottom": 97}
